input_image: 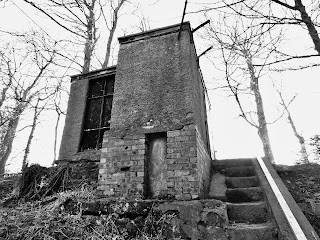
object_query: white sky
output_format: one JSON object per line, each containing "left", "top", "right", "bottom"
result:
{"left": 1, "top": 0, "right": 320, "bottom": 172}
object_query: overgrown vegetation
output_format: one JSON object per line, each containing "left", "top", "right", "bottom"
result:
{"left": 310, "top": 135, "right": 320, "bottom": 162}
{"left": 0, "top": 197, "right": 177, "bottom": 239}
{"left": 0, "top": 164, "right": 181, "bottom": 240}
{"left": 277, "top": 163, "right": 320, "bottom": 236}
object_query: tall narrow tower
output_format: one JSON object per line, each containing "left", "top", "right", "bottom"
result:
{"left": 98, "top": 22, "right": 211, "bottom": 200}
{"left": 59, "top": 22, "right": 211, "bottom": 200}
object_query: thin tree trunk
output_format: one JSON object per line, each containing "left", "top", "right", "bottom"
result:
{"left": 287, "top": 113, "right": 309, "bottom": 164}
{"left": 295, "top": 0, "right": 320, "bottom": 54}
{"left": 272, "top": 0, "right": 320, "bottom": 54}
{"left": 102, "top": 0, "right": 125, "bottom": 68}
{"left": 245, "top": 52, "right": 275, "bottom": 163}
{"left": 278, "top": 91, "right": 309, "bottom": 164}
{"left": 82, "top": 1, "right": 96, "bottom": 73}
{"left": 22, "top": 99, "right": 40, "bottom": 170}
{"left": 53, "top": 111, "right": 61, "bottom": 162}
{"left": 0, "top": 109, "right": 23, "bottom": 174}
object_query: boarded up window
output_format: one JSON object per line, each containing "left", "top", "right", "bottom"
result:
{"left": 80, "top": 75, "right": 115, "bottom": 151}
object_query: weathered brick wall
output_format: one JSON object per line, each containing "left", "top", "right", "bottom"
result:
{"left": 97, "top": 132, "right": 146, "bottom": 198}
{"left": 98, "top": 124, "right": 211, "bottom": 200}
{"left": 166, "top": 125, "right": 199, "bottom": 200}
{"left": 196, "top": 126, "right": 212, "bottom": 199}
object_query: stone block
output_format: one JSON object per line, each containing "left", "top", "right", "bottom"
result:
{"left": 167, "top": 142, "right": 182, "bottom": 148}
{"left": 175, "top": 170, "right": 190, "bottom": 177}
{"left": 175, "top": 136, "right": 190, "bottom": 142}
{"left": 137, "top": 149, "right": 145, "bottom": 154}
{"left": 114, "top": 140, "right": 125, "bottom": 146}
{"left": 100, "top": 158, "right": 107, "bottom": 164}
{"left": 132, "top": 144, "right": 145, "bottom": 150}
{"left": 167, "top": 148, "right": 175, "bottom": 154}
{"left": 167, "top": 131, "right": 181, "bottom": 137}
{"left": 167, "top": 153, "right": 181, "bottom": 159}
{"left": 167, "top": 164, "right": 183, "bottom": 170}
{"left": 137, "top": 171, "right": 144, "bottom": 177}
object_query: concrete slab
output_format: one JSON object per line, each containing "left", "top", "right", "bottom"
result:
{"left": 225, "top": 176, "right": 259, "bottom": 188}
{"left": 209, "top": 173, "right": 227, "bottom": 200}
{"left": 226, "top": 187, "right": 263, "bottom": 203}
{"left": 227, "top": 202, "right": 268, "bottom": 224}
{"left": 228, "top": 222, "right": 278, "bottom": 240}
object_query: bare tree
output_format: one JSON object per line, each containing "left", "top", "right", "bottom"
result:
{"left": 101, "top": 0, "right": 126, "bottom": 68}
{"left": 23, "top": 0, "right": 130, "bottom": 73}
{"left": 195, "top": 0, "right": 320, "bottom": 69}
{"left": 53, "top": 93, "right": 66, "bottom": 162}
{"left": 0, "top": 32, "right": 58, "bottom": 174}
{"left": 205, "top": 16, "right": 282, "bottom": 163}
{"left": 22, "top": 98, "right": 41, "bottom": 170}
{"left": 276, "top": 90, "right": 309, "bottom": 164}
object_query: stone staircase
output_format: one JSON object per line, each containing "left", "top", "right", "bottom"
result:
{"left": 209, "top": 159, "right": 278, "bottom": 240}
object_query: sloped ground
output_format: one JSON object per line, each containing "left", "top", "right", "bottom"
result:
{"left": 1, "top": 163, "right": 320, "bottom": 239}
{"left": 276, "top": 163, "right": 320, "bottom": 236}
{"left": 0, "top": 178, "right": 174, "bottom": 240}
{"left": 0, "top": 173, "right": 230, "bottom": 240}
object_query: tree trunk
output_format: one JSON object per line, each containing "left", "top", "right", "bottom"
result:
{"left": 53, "top": 111, "right": 61, "bottom": 162}
{"left": 102, "top": 0, "right": 126, "bottom": 69}
{"left": 295, "top": 0, "right": 320, "bottom": 54}
{"left": 287, "top": 111, "right": 309, "bottom": 164}
{"left": 277, "top": 91, "right": 309, "bottom": 163}
{"left": 82, "top": 2, "right": 96, "bottom": 74}
{"left": 22, "top": 99, "right": 40, "bottom": 170}
{"left": 245, "top": 52, "right": 275, "bottom": 163}
{"left": 0, "top": 108, "right": 23, "bottom": 174}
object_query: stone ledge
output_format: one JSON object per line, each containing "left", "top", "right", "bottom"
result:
{"left": 76, "top": 198, "right": 229, "bottom": 240}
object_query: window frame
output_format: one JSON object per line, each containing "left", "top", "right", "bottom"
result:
{"left": 79, "top": 74, "right": 115, "bottom": 151}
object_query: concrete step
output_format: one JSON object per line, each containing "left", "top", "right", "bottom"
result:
{"left": 208, "top": 173, "right": 227, "bottom": 201}
{"left": 227, "top": 222, "right": 278, "bottom": 240}
{"left": 225, "top": 166, "right": 255, "bottom": 177}
{"left": 226, "top": 187, "right": 263, "bottom": 203}
{"left": 227, "top": 201, "right": 268, "bottom": 224}
{"left": 212, "top": 159, "right": 253, "bottom": 171}
{"left": 225, "top": 176, "right": 259, "bottom": 188}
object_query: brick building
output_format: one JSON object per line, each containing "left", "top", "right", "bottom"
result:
{"left": 58, "top": 22, "right": 212, "bottom": 200}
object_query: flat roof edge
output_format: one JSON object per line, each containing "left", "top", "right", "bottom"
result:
{"left": 71, "top": 65, "right": 117, "bottom": 81}
{"left": 118, "top": 22, "right": 192, "bottom": 44}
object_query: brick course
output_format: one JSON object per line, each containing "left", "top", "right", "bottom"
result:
{"left": 97, "top": 132, "right": 146, "bottom": 198}
{"left": 98, "top": 124, "right": 211, "bottom": 200}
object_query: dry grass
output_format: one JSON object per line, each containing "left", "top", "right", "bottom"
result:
{"left": 0, "top": 171, "right": 180, "bottom": 240}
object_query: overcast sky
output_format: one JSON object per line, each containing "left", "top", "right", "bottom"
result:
{"left": 1, "top": 0, "right": 320, "bottom": 172}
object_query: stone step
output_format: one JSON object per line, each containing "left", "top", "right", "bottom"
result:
{"left": 208, "top": 173, "right": 227, "bottom": 201}
{"left": 212, "top": 159, "right": 253, "bottom": 171}
{"left": 225, "top": 176, "right": 259, "bottom": 188}
{"left": 227, "top": 222, "right": 278, "bottom": 240}
{"left": 226, "top": 187, "right": 263, "bottom": 203}
{"left": 225, "top": 166, "right": 255, "bottom": 177}
{"left": 227, "top": 201, "right": 268, "bottom": 224}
